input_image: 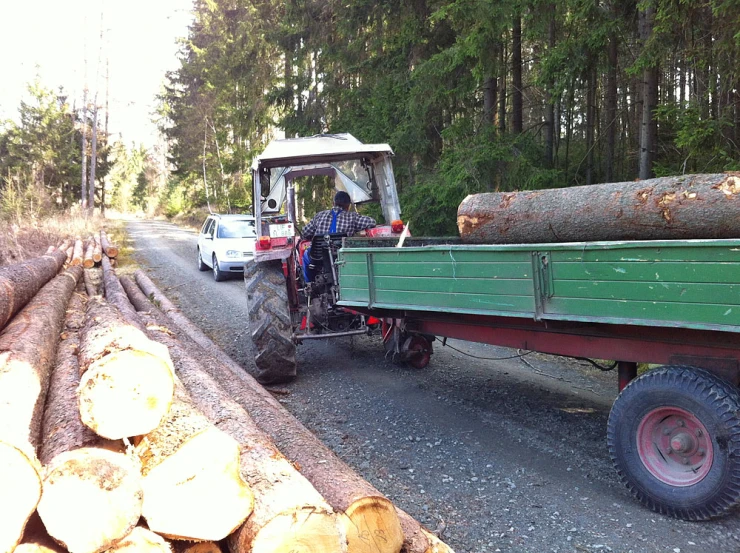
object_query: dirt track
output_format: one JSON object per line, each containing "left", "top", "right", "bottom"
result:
{"left": 128, "top": 218, "right": 740, "bottom": 553}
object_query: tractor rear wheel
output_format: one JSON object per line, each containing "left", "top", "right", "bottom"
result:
{"left": 244, "top": 259, "right": 297, "bottom": 384}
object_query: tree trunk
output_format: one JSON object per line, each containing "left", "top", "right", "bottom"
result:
{"left": 512, "top": 15, "right": 523, "bottom": 134}
{"left": 544, "top": 4, "right": 556, "bottom": 167}
{"left": 134, "top": 378, "right": 253, "bottom": 541}
{"left": 639, "top": 2, "right": 658, "bottom": 180}
{"left": 585, "top": 66, "right": 597, "bottom": 185}
{"left": 0, "top": 248, "right": 67, "bottom": 329}
{"left": 72, "top": 238, "right": 84, "bottom": 266}
{"left": 482, "top": 74, "right": 497, "bottom": 128}
{"left": 498, "top": 42, "right": 507, "bottom": 134}
{"left": 142, "top": 315, "right": 348, "bottom": 553}
{"left": 129, "top": 273, "right": 449, "bottom": 553}
{"left": 77, "top": 297, "right": 174, "bottom": 439}
{"left": 99, "top": 231, "right": 118, "bottom": 258}
{"left": 101, "top": 256, "right": 145, "bottom": 332}
{"left": 605, "top": 23, "right": 618, "bottom": 182}
{"left": 0, "top": 266, "right": 82, "bottom": 553}
{"left": 104, "top": 528, "right": 171, "bottom": 553}
{"left": 89, "top": 104, "right": 98, "bottom": 213}
{"left": 458, "top": 173, "right": 740, "bottom": 244}
{"left": 81, "top": 89, "right": 88, "bottom": 209}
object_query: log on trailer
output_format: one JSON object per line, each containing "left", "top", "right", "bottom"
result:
{"left": 0, "top": 266, "right": 81, "bottom": 553}
{"left": 0, "top": 247, "right": 67, "bottom": 329}
{"left": 141, "top": 315, "right": 346, "bottom": 553}
{"left": 99, "top": 231, "right": 118, "bottom": 258}
{"left": 77, "top": 297, "right": 174, "bottom": 439}
{"left": 16, "top": 513, "right": 65, "bottom": 553}
{"left": 134, "top": 378, "right": 254, "bottom": 541}
{"left": 37, "top": 290, "right": 142, "bottom": 553}
{"left": 458, "top": 173, "right": 740, "bottom": 244}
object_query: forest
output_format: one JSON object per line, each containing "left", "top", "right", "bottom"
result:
{"left": 2, "top": 1, "right": 740, "bottom": 236}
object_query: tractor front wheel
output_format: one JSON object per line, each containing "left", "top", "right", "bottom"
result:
{"left": 244, "top": 259, "right": 297, "bottom": 384}
{"left": 607, "top": 366, "right": 740, "bottom": 520}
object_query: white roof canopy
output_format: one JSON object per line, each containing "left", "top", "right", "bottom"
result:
{"left": 252, "top": 133, "right": 394, "bottom": 170}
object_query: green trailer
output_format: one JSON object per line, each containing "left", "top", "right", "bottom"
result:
{"left": 337, "top": 237, "right": 740, "bottom": 521}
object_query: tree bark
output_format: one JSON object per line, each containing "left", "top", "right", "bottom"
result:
{"left": 104, "top": 528, "right": 171, "bottom": 553}
{"left": 81, "top": 88, "right": 88, "bottom": 209}
{"left": 83, "top": 269, "right": 99, "bottom": 297}
{"left": 134, "top": 378, "right": 253, "bottom": 541}
{"left": 142, "top": 315, "right": 347, "bottom": 553}
{"left": 458, "top": 173, "right": 740, "bottom": 244}
{"left": 543, "top": 3, "right": 556, "bottom": 167}
{"left": 89, "top": 104, "right": 98, "bottom": 213}
{"left": 99, "top": 231, "right": 118, "bottom": 258}
{"left": 0, "top": 266, "right": 82, "bottom": 553}
{"left": 101, "top": 256, "right": 145, "bottom": 332}
{"left": 639, "top": 2, "right": 658, "bottom": 180}
{"left": 128, "top": 274, "right": 448, "bottom": 553}
{"left": 498, "top": 42, "right": 507, "bottom": 134}
{"left": 605, "top": 22, "right": 618, "bottom": 182}
{"left": 120, "top": 275, "right": 151, "bottom": 312}
{"left": 0, "top": 247, "right": 67, "bottom": 329}
{"left": 77, "top": 297, "right": 174, "bottom": 439}
{"left": 72, "top": 238, "right": 84, "bottom": 267}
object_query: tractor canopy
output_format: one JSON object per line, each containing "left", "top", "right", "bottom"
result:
{"left": 251, "top": 134, "right": 401, "bottom": 225}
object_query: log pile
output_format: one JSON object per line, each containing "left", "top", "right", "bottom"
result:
{"left": 0, "top": 236, "right": 453, "bottom": 553}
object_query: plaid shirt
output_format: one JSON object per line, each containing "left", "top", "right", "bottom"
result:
{"left": 302, "top": 207, "right": 376, "bottom": 238}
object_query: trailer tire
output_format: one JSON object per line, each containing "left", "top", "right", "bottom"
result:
{"left": 244, "top": 259, "right": 297, "bottom": 384}
{"left": 607, "top": 366, "right": 740, "bottom": 520}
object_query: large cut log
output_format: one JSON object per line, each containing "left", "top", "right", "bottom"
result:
{"left": 71, "top": 239, "right": 84, "bottom": 266}
{"left": 78, "top": 297, "right": 174, "bottom": 439}
{"left": 134, "top": 377, "right": 254, "bottom": 541}
{"left": 0, "top": 247, "right": 67, "bottom": 329}
{"left": 37, "top": 290, "right": 142, "bottom": 553}
{"left": 100, "top": 257, "right": 145, "bottom": 332}
{"left": 0, "top": 266, "right": 82, "bottom": 553}
{"left": 83, "top": 269, "right": 99, "bottom": 297}
{"left": 99, "top": 231, "right": 118, "bottom": 258}
{"left": 104, "top": 528, "right": 171, "bottom": 553}
{"left": 65, "top": 247, "right": 73, "bottom": 265}
{"left": 120, "top": 275, "right": 151, "bottom": 312}
{"left": 141, "top": 315, "right": 346, "bottom": 553}
{"left": 457, "top": 173, "right": 740, "bottom": 244}
{"left": 83, "top": 238, "right": 95, "bottom": 269}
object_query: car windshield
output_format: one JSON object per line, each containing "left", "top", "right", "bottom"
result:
{"left": 217, "top": 219, "right": 256, "bottom": 238}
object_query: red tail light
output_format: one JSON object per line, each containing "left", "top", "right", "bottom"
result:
{"left": 367, "top": 316, "right": 381, "bottom": 325}
{"left": 256, "top": 236, "right": 271, "bottom": 250}
{"left": 391, "top": 220, "right": 405, "bottom": 233}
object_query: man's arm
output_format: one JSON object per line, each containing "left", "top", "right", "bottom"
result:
{"left": 351, "top": 212, "right": 376, "bottom": 233}
{"left": 302, "top": 216, "right": 318, "bottom": 239}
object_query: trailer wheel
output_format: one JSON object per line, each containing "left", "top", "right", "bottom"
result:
{"left": 403, "top": 335, "right": 433, "bottom": 369}
{"left": 244, "top": 259, "right": 297, "bottom": 384}
{"left": 607, "top": 366, "right": 740, "bottom": 520}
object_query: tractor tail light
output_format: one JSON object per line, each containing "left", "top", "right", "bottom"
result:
{"left": 391, "top": 220, "right": 405, "bottom": 233}
{"left": 256, "top": 236, "right": 271, "bottom": 250}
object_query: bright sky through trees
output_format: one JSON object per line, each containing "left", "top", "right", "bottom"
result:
{"left": 0, "top": 0, "right": 192, "bottom": 146}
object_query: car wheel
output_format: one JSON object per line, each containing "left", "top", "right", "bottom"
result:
{"left": 197, "top": 248, "right": 208, "bottom": 271}
{"left": 213, "top": 255, "right": 227, "bottom": 282}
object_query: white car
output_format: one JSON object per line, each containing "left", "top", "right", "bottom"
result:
{"left": 197, "top": 214, "right": 257, "bottom": 281}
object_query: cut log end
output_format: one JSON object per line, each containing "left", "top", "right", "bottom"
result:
{"left": 37, "top": 448, "right": 142, "bottom": 553}
{"left": 248, "top": 507, "right": 342, "bottom": 553}
{"left": 142, "top": 427, "right": 253, "bottom": 541}
{"left": 105, "top": 527, "right": 172, "bottom": 552}
{"left": 421, "top": 529, "right": 455, "bottom": 553}
{"left": 78, "top": 349, "right": 174, "bottom": 440}
{"left": 0, "top": 442, "right": 42, "bottom": 553}
{"left": 342, "top": 496, "right": 404, "bottom": 553}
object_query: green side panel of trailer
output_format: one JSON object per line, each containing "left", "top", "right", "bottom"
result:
{"left": 337, "top": 239, "right": 740, "bottom": 333}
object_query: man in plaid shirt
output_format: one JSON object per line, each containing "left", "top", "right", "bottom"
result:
{"left": 301, "top": 191, "right": 376, "bottom": 238}
{"left": 301, "top": 191, "right": 375, "bottom": 282}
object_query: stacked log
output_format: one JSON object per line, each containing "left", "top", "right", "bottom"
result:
{"left": 130, "top": 272, "right": 452, "bottom": 553}
{"left": 83, "top": 239, "right": 95, "bottom": 269}
{"left": 457, "top": 173, "right": 740, "bottom": 244}
{"left": 141, "top": 315, "right": 346, "bottom": 553}
{"left": 71, "top": 239, "right": 84, "bottom": 267}
{"left": 92, "top": 236, "right": 102, "bottom": 264}
{"left": 0, "top": 247, "right": 67, "bottom": 328}
{"left": 104, "top": 528, "right": 171, "bottom": 553}
{"left": 99, "top": 231, "right": 118, "bottom": 258}
{"left": 101, "top": 257, "right": 145, "bottom": 332}
{"left": 77, "top": 298, "right": 175, "bottom": 439}
{"left": 0, "top": 266, "right": 82, "bottom": 553}
{"left": 37, "top": 291, "right": 142, "bottom": 553}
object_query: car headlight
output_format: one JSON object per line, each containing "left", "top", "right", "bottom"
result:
{"left": 225, "top": 250, "right": 241, "bottom": 258}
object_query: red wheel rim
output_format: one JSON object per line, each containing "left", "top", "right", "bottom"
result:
{"left": 636, "top": 406, "right": 713, "bottom": 487}
{"left": 406, "top": 336, "right": 431, "bottom": 369}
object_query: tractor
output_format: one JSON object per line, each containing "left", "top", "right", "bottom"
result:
{"left": 244, "top": 133, "right": 427, "bottom": 383}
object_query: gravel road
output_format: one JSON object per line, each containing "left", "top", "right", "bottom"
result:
{"left": 128, "top": 218, "right": 740, "bottom": 553}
